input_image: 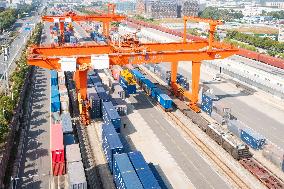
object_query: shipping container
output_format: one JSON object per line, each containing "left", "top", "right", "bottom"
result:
{"left": 112, "top": 65, "right": 123, "bottom": 80}
{"left": 102, "top": 123, "right": 124, "bottom": 173}
{"left": 58, "top": 71, "right": 65, "bottom": 85}
{"left": 112, "top": 83, "right": 126, "bottom": 99}
{"left": 52, "top": 162, "right": 65, "bottom": 176}
{"left": 262, "top": 143, "right": 284, "bottom": 170}
{"left": 51, "top": 112, "right": 60, "bottom": 124}
{"left": 51, "top": 124, "right": 65, "bottom": 163}
{"left": 95, "top": 86, "right": 110, "bottom": 102}
{"left": 128, "top": 151, "right": 161, "bottom": 189}
{"left": 141, "top": 78, "right": 156, "bottom": 95}
{"left": 240, "top": 128, "right": 266, "bottom": 150}
{"left": 130, "top": 69, "right": 145, "bottom": 85}
{"left": 61, "top": 113, "right": 73, "bottom": 134}
{"left": 227, "top": 119, "right": 243, "bottom": 138}
{"left": 50, "top": 70, "right": 58, "bottom": 86}
{"left": 63, "top": 133, "right": 76, "bottom": 146}
{"left": 119, "top": 76, "right": 137, "bottom": 95}
{"left": 67, "top": 161, "right": 87, "bottom": 189}
{"left": 89, "top": 91, "right": 101, "bottom": 119}
{"left": 66, "top": 144, "right": 82, "bottom": 163}
{"left": 110, "top": 93, "right": 128, "bottom": 116}
{"left": 158, "top": 94, "right": 173, "bottom": 110}
{"left": 113, "top": 153, "right": 143, "bottom": 189}
{"left": 102, "top": 101, "right": 121, "bottom": 132}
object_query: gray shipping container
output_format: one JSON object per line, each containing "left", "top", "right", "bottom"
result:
{"left": 262, "top": 143, "right": 284, "bottom": 169}
{"left": 227, "top": 119, "right": 244, "bottom": 138}
{"left": 67, "top": 161, "right": 87, "bottom": 189}
{"left": 66, "top": 144, "right": 82, "bottom": 163}
{"left": 61, "top": 113, "right": 73, "bottom": 134}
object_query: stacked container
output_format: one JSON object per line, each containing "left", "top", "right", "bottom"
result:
{"left": 87, "top": 87, "right": 101, "bottom": 119}
{"left": 57, "top": 71, "right": 65, "bottom": 85}
{"left": 61, "top": 113, "right": 73, "bottom": 134}
{"left": 59, "top": 85, "right": 69, "bottom": 112}
{"left": 110, "top": 93, "right": 128, "bottom": 116}
{"left": 51, "top": 85, "right": 60, "bottom": 112}
{"left": 102, "top": 123, "right": 124, "bottom": 173}
{"left": 102, "top": 101, "right": 121, "bottom": 132}
{"left": 119, "top": 76, "right": 137, "bottom": 95}
{"left": 66, "top": 144, "right": 87, "bottom": 189}
{"left": 51, "top": 124, "right": 65, "bottom": 176}
{"left": 128, "top": 151, "right": 161, "bottom": 189}
{"left": 240, "top": 128, "right": 266, "bottom": 150}
{"left": 112, "top": 82, "right": 125, "bottom": 100}
{"left": 50, "top": 70, "right": 58, "bottom": 86}
{"left": 113, "top": 153, "right": 143, "bottom": 189}
{"left": 95, "top": 86, "right": 110, "bottom": 102}
{"left": 112, "top": 65, "right": 123, "bottom": 80}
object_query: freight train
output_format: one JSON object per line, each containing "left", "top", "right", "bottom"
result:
{"left": 125, "top": 18, "right": 284, "bottom": 70}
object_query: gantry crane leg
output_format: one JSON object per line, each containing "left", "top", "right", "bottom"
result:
{"left": 103, "top": 21, "right": 110, "bottom": 38}
{"left": 74, "top": 70, "right": 90, "bottom": 125}
{"left": 190, "top": 61, "right": 201, "bottom": 112}
{"left": 170, "top": 61, "right": 179, "bottom": 96}
{"left": 59, "top": 21, "right": 65, "bottom": 44}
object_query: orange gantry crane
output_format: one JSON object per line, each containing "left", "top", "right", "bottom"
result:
{"left": 43, "top": 4, "right": 125, "bottom": 43}
{"left": 28, "top": 16, "right": 238, "bottom": 125}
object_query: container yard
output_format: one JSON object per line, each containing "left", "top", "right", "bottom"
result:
{"left": 0, "top": 2, "right": 284, "bottom": 189}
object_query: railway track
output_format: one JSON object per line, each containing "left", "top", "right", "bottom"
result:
{"left": 164, "top": 110, "right": 250, "bottom": 189}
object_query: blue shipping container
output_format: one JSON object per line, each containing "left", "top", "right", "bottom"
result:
{"left": 113, "top": 153, "right": 143, "bottom": 189}
{"left": 240, "top": 128, "right": 266, "bottom": 150}
{"left": 119, "top": 76, "right": 136, "bottom": 95}
{"left": 201, "top": 94, "right": 213, "bottom": 115}
{"left": 89, "top": 92, "right": 101, "bottom": 119}
{"left": 51, "top": 95, "right": 60, "bottom": 112}
{"left": 61, "top": 113, "right": 73, "bottom": 134}
{"left": 63, "top": 133, "right": 76, "bottom": 145}
{"left": 130, "top": 69, "right": 145, "bottom": 82}
{"left": 158, "top": 94, "right": 173, "bottom": 110}
{"left": 128, "top": 151, "right": 161, "bottom": 189}
{"left": 102, "top": 123, "right": 124, "bottom": 173}
{"left": 95, "top": 86, "right": 110, "bottom": 102}
{"left": 50, "top": 70, "right": 58, "bottom": 86}
{"left": 102, "top": 101, "right": 121, "bottom": 132}
{"left": 51, "top": 85, "right": 59, "bottom": 98}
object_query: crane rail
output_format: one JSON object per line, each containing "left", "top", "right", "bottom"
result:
{"left": 163, "top": 109, "right": 250, "bottom": 189}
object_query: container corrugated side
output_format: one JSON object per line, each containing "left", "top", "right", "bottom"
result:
{"left": 67, "top": 161, "right": 87, "bottom": 189}
{"left": 128, "top": 151, "right": 161, "bottom": 189}
{"left": 102, "top": 101, "right": 121, "bottom": 132}
{"left": 63, "top": 133, "right": 76, "bottom": 146}
{"left": 102, "top": 123, "right": 124, "bottom": 172}
{"left": 51, "top": 124, "right": 64, "bottom": 163}
{"left": 240, "top": 128, "right": 266, "bottom": 150}
{"left": 113, "top": 153, "right": 143, "bottom": 189}
{"left": 66, "top": 144, "right": 82, "bottom": 163}
{"left": 158, "top": 94, "right": 172, "bottom": 110}
{"left": 61, "top": 113, "right": 73, "bottom": 134}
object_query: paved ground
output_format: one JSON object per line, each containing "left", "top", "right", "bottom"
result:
{"left": 121, "top": 91, "right": 231, "bottom": 189}
{"left": 16, "top": 67, "right": 51, "bottom": 189}
{"left": 158, "top": 60, "right": 284, "bottom": 148}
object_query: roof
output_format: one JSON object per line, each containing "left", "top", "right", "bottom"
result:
{"left": 51, "top": 124, "right": 64, "bottom": 151}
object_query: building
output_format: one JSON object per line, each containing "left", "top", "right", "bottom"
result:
{"left": 136, "top": 0, "right": 146, "bottom": 15}
{"left": 182, "top": 0, "right": 199, "bottom": 17}
{"left": 146, "top": 0, "right": 178, "bottom": 19}
{"left": 266, "top": 1, "right": 284, "bottom": 9}
{"left": 116, "top": 1, "right": 136, "bottom": 13}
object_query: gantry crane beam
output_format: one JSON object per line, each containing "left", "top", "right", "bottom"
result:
{"left": 30, "top": 41, "right": 209, "bottom": 56}
{"left": 43, "top": 4, "right": 125, "bottom": 43}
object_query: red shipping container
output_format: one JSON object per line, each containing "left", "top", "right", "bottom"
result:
{"left": 52, "top": 162, "right": 65, "bottom": 176}
{"left": 51, "top": 124, "right": 65, "bottom": 163}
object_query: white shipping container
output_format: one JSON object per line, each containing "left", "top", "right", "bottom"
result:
{"left": 262, "top": 143, "right": 284, "bottom": 169}
{"left": 66, "top": 144, "right": 82, "bottom": 163}
{"left": 67, "top": 161, "right": 87, "bottom": 189}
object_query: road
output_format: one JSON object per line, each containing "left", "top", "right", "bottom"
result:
{"left": 0, "top": 14, "right": 41, "bottom": 92}
{"left": 16, "top": 13, "right": 52, "bottom": 189}
{"left": 159, "top": 62, "right": 284, "bottom": 148}
{"left": 126, "top": 92, "right": 231, "bottom": 189}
